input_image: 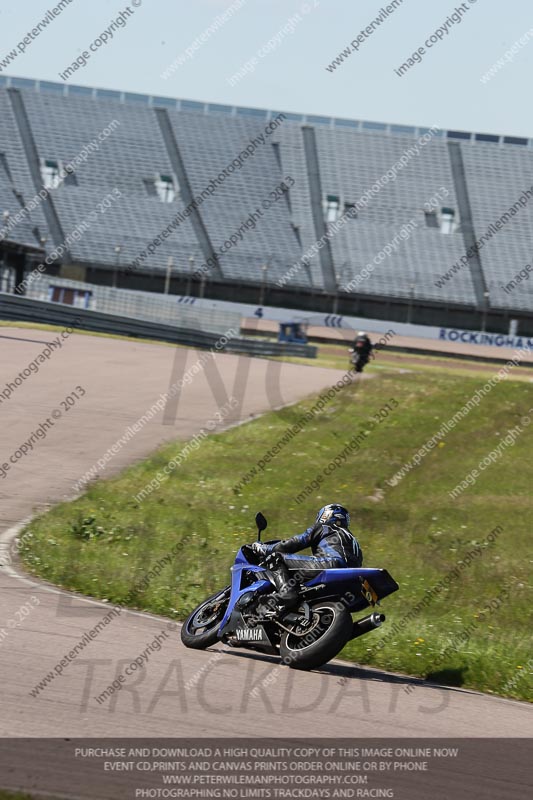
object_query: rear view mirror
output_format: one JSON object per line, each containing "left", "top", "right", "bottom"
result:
{"left": 255, "top": 512, "right": 267, "bottom": 540}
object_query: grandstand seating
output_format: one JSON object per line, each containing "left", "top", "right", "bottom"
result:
{"left": 306, "top": 126, "right": 477, "bottom": 306}
{"left": 0, "top": 88, "right": 48, "bottom": 246}
{"left": 461, "top": 143, "right": 533, "bottom": 311}
{"left": 0, "top": 75, "right": 532, "bottom": 311}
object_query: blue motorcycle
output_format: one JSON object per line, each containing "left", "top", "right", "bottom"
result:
{"left": 181, "top": 513, "right": 399, "bottom": 670}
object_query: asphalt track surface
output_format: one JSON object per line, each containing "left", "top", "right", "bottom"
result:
{"left": 0, "top": 327, "right": 531, "bottom": 797}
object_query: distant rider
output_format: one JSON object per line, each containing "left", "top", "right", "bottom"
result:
{"left": 353, "top": 331, "right": 373, "bottom": 357}
{"left": 350, "top": 331, "right": 373, "bottom": 372}
{"left": 252, "top": 504, "right": 363, "bottom": 608}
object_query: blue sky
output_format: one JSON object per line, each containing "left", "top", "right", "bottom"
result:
{"left": 0, "top": 0, "right": 531, "bottom": 137}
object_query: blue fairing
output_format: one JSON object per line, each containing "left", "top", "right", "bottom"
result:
{"left": 217, "top": 548, "right": 398, "bottom": 637}
{"left": 217, "top": 547, "right": 273, "bottom": 637}
{"left": 305, "top": 567, "right": 397, "bottom": 611}
{"left": 307, "top": 567, "right": 388, "bottom": 587}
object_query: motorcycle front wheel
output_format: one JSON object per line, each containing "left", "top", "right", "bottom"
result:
{"left": 180, "top": 586, "right": 230, "bottom": 649}
{"left": 280, "top": 600, "right": 353, "bottom": 670}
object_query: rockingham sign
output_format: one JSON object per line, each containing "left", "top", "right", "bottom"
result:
{"left": 438, "top": 328, "right": 533, "bottom": 349}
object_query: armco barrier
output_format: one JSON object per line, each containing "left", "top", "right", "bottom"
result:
{"left": 26, "top": 274, "right": 240, "bottom": 336}
{"left": 0, "top": 294, "right": 317, "bottom": 358}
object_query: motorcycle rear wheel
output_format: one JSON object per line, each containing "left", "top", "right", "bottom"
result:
{"left": 180, "top": 587, "right": 230, "bottom": 649}
{"left": 280, "top": 600, "right": 353, "bottom": 670}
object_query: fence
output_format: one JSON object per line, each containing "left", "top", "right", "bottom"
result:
{"left": 24, "top": 275, "right": 239, "bottom": 336}
{"left": 0, "top": 292, "right": 317, "bottom": 357}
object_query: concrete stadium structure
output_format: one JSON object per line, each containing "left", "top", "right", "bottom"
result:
{"left": 0, "top": 74, "right": 532, "bottom": 333}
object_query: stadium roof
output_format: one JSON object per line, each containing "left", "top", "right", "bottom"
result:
{"left": 0, "top": 73, "right": 530, "bottom": 150}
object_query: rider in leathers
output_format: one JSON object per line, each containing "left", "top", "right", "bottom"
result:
{"left": 352, "top": 331, "right": 373, "bottom": 357}
{"left": 253, "top": 504, "right": 362, "bottom": 608}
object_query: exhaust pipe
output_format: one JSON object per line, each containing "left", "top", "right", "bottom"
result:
{"left": 350, "top": 612, "right": 386, "bottom": 640}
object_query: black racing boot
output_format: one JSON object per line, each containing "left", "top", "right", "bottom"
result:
{"left": 265, "top": 552, "right": 299, "bottom": 609}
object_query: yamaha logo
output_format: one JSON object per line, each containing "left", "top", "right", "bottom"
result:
{"left": 236, "top": 627, "right": 264, "bottom": 641}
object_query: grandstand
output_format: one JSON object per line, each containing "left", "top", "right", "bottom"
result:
{"left": 0, "top": 73, "right": 532, "bottom": 333}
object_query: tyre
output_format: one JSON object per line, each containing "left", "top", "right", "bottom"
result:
{"left": 351, "top": 354, "right": 365, "bottom": 373}
{"left": 180, "top": 587, "right": 230, "bottom": 650}
{"left": 280, "top": 600, "right": 353, "bottom": 670}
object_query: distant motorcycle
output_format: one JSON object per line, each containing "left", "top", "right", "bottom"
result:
{"left": 349, "top": 345, "right": 370, "bottom": 373}
{"left": 181, "top": 513, "right": 399, "bottom": 671}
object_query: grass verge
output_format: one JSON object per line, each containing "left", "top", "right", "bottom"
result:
{"left": 0, "top": 793, "right": 63, "bottom": 800}
{"left": 19, "top": 367, "right": 533, "bottom": 701}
